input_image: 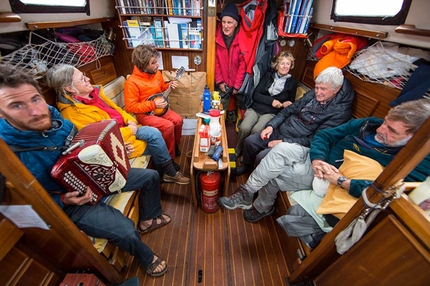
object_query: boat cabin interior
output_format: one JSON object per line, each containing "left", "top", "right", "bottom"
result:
{"left": 0, "top": 0, "right": 429, "bottom": 285}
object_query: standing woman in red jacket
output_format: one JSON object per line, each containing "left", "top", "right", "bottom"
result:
{"left": 215, "top": 3, "right": 247, "bottom": 122}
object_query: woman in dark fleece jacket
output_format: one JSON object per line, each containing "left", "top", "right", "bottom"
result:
{"left": 235, "top": 51, "right": 298, "bottom": 157}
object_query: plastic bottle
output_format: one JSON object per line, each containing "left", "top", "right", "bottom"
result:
{"left": 209, "top": 109, "right": 221, "bottom": 145}
{"left": 203, "top": 85, "right": 211, "bottom": 113}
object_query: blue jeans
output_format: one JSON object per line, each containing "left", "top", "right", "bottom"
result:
{"left": 64, "top": 168, "right": 162, "bottom": 267}
{"left": 136, "top": 126, "right": 172, "bottom": 166}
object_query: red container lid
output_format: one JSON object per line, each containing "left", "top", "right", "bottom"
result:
{"left": 209, "top": 109, "right": 220, "bottom": 117}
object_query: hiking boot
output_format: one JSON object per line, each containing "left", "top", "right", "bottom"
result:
{"left": 163, "top": 171, "right": 190, "bottom": 185}
{"left": 218, "top": 185, "right": 253, "bottom": 210}
{"left": 244, "top": 206, "right": 275, "bottom": 223}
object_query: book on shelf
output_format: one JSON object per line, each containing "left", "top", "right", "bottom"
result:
{"left": 153, "top": 17, "right": 165, "bottom": 48}
{"left": 179, "top": 23, "right": 189, "bottom": 48}
{"left": 189, "top": 19, "right": 202, "bottom": 49}
{"left": 298, "top": 0, "right": 313, "bottom": 33}
{"left": 117, "top": 0, "right": 126, "bottom": 14}
{"left": 122, "top": 20, "right": 132, "bottom": 47}
{"left": 289, "top": 0, "right": 303, "bottom": 34}
{"left": 164, "top": 20, "right": 170, "bottom": 47}
{"left": 302, "top": 7, "right": 313, "bottom": 34}
{"left": 125, "top": 19, "right": 143, "bottom": 47}
{"left": 165, "top": 23, "right": 181, "bottom": 48}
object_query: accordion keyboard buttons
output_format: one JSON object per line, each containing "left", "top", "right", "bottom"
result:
{"left": 63, "top": 171, "right": 98, "bottom": 202}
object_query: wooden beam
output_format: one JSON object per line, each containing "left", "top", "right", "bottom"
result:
{"left": 206, "top": 6, "right": 217, "bottom": 91}
{"left": 26, "top": 17, "right": 113, "bottom": 31}
{"left": 311, "top": 23, "right": 387, "bottom": 39}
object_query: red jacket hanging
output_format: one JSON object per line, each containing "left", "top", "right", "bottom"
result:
{"left": 238, "top": 0, "right": 268, "bottom": 75}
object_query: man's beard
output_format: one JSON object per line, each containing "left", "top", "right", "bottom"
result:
{"left": 375, "top": 133, "right": 412, "bottom": 147}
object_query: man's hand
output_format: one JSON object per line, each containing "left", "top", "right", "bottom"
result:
{"left": 312, "top": 159, "right": 339, "bottom": 179}
{"left": 260, "top": 126, "right": 273, "bottom": 140}
{"left": 154, "top": 98, "right": 168, "bottom": 109}
{"left": 219, "top": 83, "right": 226, "bottom": 93}
{"left": 128, "top": 121, "right": 138, "bottom": 135}
{"left": 268, "top": 139, "right": 282, "bottom": 148}
{"left": 62, "top": 187, "right": 94, "bottom": 205}
{"left": 170, "top": 80, "right": 179, "bottom": 89}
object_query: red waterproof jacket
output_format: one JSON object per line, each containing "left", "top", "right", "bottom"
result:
{"left": 215, "top": 24, "right": 246, "bottom": 91}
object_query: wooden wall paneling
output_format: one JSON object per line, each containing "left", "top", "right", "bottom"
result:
{"left": 277, "top": 37, "right": 310, "bottom": 82}
{"left": 314, "top": 215, "right": 430, "bottom": 285}
{"left": 89, "top": 61, "right": 117, "bottom": 86}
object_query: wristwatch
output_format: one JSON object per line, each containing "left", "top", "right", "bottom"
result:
{"left": 337, "top": 176, "right": 348, "bottom": 188}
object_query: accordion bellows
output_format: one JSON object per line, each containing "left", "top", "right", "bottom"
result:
{"left": 51, "top": 120, "right": 131, "bottom": 204}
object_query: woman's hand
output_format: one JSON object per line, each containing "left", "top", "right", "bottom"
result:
{"left": 282, "top": 101, "right": 293, "bottom": 108}
{"left": 63, "top": 187, "right": 94, "bottom": 205}
{"left": 260, "top": 126, "right": 273, "bottom": 140}
{"left": 124, "top": 142, "right": 134, "bottom": 157}
{"left": 272, "top": 99, "right": 283, "bottom": 109}
{"left": 128, "top": 121, "right": 138, "bottom": 135}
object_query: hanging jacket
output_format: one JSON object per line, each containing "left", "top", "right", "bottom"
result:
{"left": 238, "top": 0, "right": 267, "bottom": 75}
{"left": 124, "top": 66, "right": 170, "bottom": 114}
{"left": 57, "top": 85, "right": 147, "bottom": 158}
{"left": 215, "top": 24, "right": 246, "bottom": 90}
{"left": 0, "top": 106, "right": 74, "bottom": 208}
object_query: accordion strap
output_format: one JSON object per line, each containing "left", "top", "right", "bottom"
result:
{"left": 8, "top": 126, "right": 78, "bottom": 153}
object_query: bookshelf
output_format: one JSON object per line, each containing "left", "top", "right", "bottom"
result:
{"left": 278, "top": 0, "right": 314, "bottom": 38}
{"left": 114, "top": 0, "right": 204, "bottom": 50}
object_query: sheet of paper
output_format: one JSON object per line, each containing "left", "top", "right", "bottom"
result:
{"left": 0, "top": 205, "right": 49, "bottom": 230}
{"left": 172, "top": 55, "right": 189, "bottom": 70}
{"left": 158, "top": 51, "right": 164, "bottom": 70}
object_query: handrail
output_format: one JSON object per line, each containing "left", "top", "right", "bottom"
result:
{"left": 311, "top": 23, "right": 387, "bottom": 39}
{"left": 26, "top": 17, "right": 113, "bottom": 31}
{"left": 0, "top": 12, "right": 21, "bottom": 23}
{"left": 395, "top": 24, "right": 430, "bottom": 37}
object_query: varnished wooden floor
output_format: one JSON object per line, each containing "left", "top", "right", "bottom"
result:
{"left": 122, "top": 126, "right": 289, "bottom": 285}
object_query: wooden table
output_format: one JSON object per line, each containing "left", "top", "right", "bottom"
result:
{"left": 190, "top": 112, "right": 230, "bottom": 211}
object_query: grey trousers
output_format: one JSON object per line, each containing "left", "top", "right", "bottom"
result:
{"left": 245, "top": 142, "right": 315, "bottom": 213}
{"left": 236, "top": 108, "right": 275, "bottom": 155}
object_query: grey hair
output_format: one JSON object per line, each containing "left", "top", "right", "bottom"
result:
{"left": 315, "top": 67, "right": 344, "bottom": 91}
{"left": 45, "top": 64, "right": 76, "bottom": 95}
{"left": 387, "top": 98, "right": 430, "bottom": 134}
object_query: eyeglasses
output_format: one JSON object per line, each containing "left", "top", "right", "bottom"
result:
{"left": 73, "top": 72, "right": 87, "bottom": 84}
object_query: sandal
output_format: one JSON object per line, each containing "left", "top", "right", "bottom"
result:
{"left": 138, "top": 214, "right": 171, "bottom": 234}
{"left": 146, "top": 256, "right": 168, "bottom": 277}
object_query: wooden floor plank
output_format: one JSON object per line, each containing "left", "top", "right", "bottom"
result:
{"left": 124, "top": 134, "right": 289, "bottom": 285}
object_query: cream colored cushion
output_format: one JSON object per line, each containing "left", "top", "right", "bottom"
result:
{"left": 316, "top": 150, "right": 384, "bottom": 219}
{"left": 103, "top": 76, "right": 126, "bottom": 108}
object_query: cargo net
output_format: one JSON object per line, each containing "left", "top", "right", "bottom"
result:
{"left": 1, "top": 32, "right": 114, "bottom": 79}
{"left": 308, "top": 40, "right": 430, "bottom": 91}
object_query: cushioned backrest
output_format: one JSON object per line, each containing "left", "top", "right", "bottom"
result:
{"left": 104, "top": 76, "right": 126, "bottom": 109}
{"left": 296, "top": 82, "right": 310, "bottom": 101}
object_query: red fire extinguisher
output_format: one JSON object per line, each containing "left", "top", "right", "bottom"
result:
{"left": 199, "top": 171, "right": 221, "bottom": 213}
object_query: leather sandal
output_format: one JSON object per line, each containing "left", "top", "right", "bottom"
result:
{"left": 146, "top": 256, "right": 168, "bottom": 277}
{"left": 138, "top": 214, "right": 171, "bottom": 234}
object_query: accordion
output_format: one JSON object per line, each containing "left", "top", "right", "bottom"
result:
{"left": 51, "top": 120, "right": 131, "bottom": 204}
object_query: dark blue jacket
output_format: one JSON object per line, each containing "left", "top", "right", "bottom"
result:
{"left": 0, "top": 105, "right": 75, "bottom": 208}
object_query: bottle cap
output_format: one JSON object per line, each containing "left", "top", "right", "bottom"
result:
{"left": 209, "top": 109, "right": 220, "bottom": 117}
